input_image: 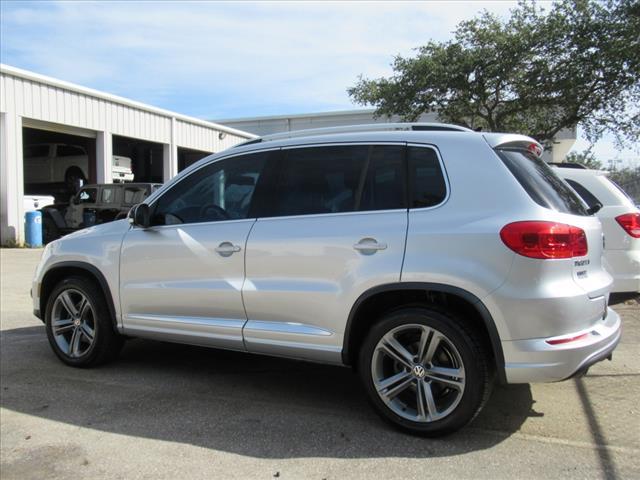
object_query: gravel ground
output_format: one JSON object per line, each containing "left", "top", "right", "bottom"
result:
{"left": 1, "top": 248, "right": 638, "bottom": 480}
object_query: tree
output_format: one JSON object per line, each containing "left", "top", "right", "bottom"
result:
{"left": 564, "top": 150, "right": 603, "bottom": 169}
{"left": 348, "top": 0, "right": 640, "bottom": 149}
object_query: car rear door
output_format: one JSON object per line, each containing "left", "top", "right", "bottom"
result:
{"left": 119, "top": 150, "right": 276, "bottom": 350}
{"left": 242, "top": 143, "right": 408, "bottom": 363}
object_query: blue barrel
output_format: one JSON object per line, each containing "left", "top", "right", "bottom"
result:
{"left": 83, "top": 210, "right": 96, "bottom": 227}
{"left": 25, "top": 211, "right": 43, "bottom": 248}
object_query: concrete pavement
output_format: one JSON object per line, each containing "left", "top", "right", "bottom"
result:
{"left": 1, "top": 248, "right": 638, "bottom": 479}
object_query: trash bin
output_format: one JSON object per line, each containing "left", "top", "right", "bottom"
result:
{"left": 25, "top": 211, "right": 43, "bottom": 248}
{"left": 82, "top": 209, "right": 97, "bottom": 227}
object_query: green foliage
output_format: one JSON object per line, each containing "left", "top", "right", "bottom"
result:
{"left": 348, "top": 0, "right": 640, "bottom": 148}
{"left": 564, "top": 150, "right": 603, "bottom": 169}
{"left": 609, "top": 166, "right": 640, "bottom": 203}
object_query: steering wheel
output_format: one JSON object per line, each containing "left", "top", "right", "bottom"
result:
{"left": 199, "top": 204, "right": 230, "bottom": 221}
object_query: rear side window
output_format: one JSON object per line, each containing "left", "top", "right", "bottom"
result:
{"left": 101, "top": 186, "right": 118, "bottom": 204}
{"left": 359, "top": 145, "right": 406, "bottom": 212}
{"left": 269, "top": 146, "right": 369, "bottom": 217}
{"left": 124, "top": 187, "right": 147, "bottom": 205}
{"left": 497, "top": 149, "right": 588, "bottom": 216}
{"left": 263, "top": 145, "right": 406, "bottom": 218}
{"left": 564, "top": 179, "right": 601, "bottom": 210}
{"left": 25, "top": 145, "right": 49, "bottom": 157}
{"left": 408, "top": 146, "right": 447, "bottom": 208}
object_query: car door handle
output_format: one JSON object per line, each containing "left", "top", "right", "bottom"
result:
{"left": 215, "top": 242, "right": 241, "bottom": 256}
{"left": 353, "top": 238, "right": 388, "bottom": 252}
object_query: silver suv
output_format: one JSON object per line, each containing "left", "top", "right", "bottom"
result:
{"left": 32, "top": 124, "right": 621, "bottom": 436}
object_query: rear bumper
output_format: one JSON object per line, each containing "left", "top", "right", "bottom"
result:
{"left": 502, "top": 307, "right": 621, "bottom": 383}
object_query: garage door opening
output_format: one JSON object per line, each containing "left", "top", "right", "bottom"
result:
{"left": 113, "top": 135, "right": 163, "bottom": 183}
{"left": 23, "top": 126, "right": 96, "bottom": 203}
{"left": 178, "top": 147, "right": 212, "bottom": 172}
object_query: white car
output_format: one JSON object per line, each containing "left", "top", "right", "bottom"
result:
{"left": 23, "top": 194, "right": 55, "bottom": 212}
{"left": 554, "top": 165, "right": 640, "bottom": 293}
{"left": 24, "top": 143, "right": 134, "bottom": 186}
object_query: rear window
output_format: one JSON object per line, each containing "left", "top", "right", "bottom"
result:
{"left": 497, "top": 149, "right": 588, "bottom": 216}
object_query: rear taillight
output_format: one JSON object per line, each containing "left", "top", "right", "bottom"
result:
{"left": 615, "top": 213, "right": 640, "bottom": 238}
{"left": 500, "top": 221, "right": 588, "bottom": 259}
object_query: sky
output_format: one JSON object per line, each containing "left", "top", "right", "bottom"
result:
{"left": 0, "top": 0, "right": 636, "bottom": 165}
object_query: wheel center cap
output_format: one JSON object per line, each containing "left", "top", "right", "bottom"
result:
{"left": 73, "top": 318, "right": 81, "bottom": 327}
{"left": 412, "top": 365, "right": 426, "bottom": 378}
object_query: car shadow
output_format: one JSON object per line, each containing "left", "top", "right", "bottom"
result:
{"left": 609, "top": 292, "right": 639, "bottom": 306}
{"left": 1, "top": 325, "right": 538, "bottom": 459}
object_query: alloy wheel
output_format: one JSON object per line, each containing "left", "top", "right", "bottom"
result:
{"left": 51, "top": 289, "right": 96, "bottom": 358}
{"left": 371, "top": 324, "right": 466, "bottom": 422}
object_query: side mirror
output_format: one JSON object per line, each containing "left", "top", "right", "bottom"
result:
{"left": 129, "top": 203, "right": 151, "bottom": 228}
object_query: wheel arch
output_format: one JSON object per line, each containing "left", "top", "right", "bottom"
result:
{"left": 343, "top": 282, "right": 506, "bottom": 384}
{"left": 40, "top": 261, "right": 118, "bottom": 333}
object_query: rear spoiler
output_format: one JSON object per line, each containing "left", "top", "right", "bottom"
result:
{"left": 483, "top": 133, "right": 544, "bottom": 158}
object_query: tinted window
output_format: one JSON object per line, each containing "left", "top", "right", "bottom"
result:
{"left": 359, "top": 145, "right": 406, "bottom": 211}
{"left": 497, "top": 149, "right": 588, "bottom": 216}
{"left": 564, "top": 179, "right": 601, "bottom": 209}
{"left": 25, "top": 145, "right": 49, "bottom": 157}
{"left": 57, "top": 145, "right": 86, "bottom": 157}
{"left": 152, "top": 152, "right": 267, "bottom": 225}
{"left": 124, "top": 187, "right": 148, "bottom": 205}
{"left": 267, "top": 146, "right": 369, "bottom": 217}
{"left": 77, "top": 188, "right": 97, "bottom": 204}
{"left": 101, "top": 187, "right": 118, "bottom": 204}
{"left": 408, "top": 146, "right": 447, "bottom": 208}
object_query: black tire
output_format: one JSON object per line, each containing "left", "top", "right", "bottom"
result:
{"left": 45, "top": 276, "right": 123, "bottom": 367}
{"left": 42, "top": 217, "right": 60, "bottom": 244}
{"left": 358, "top": 306, "right": 492, "bottom": 436}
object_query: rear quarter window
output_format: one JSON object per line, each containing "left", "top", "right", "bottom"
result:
{"left": 496, "top": 149, "right": 588, "bottom": 216}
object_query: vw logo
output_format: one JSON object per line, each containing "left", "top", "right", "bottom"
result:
{"left": 412, "top": 365, "right": 426, "bottom": 378}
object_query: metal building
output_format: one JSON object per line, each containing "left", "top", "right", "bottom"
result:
{"left": 217, "top": 109, "right": 577, "bottom": 163}
{"left": 0, "top": 64, "right": 254, "bottom": 245}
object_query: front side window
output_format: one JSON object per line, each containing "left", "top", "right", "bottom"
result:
{"left": 152, "top": 152, "right": 268, "bottom": 225}
{"left": 408, "top": 146, "right": 447, "bottom": 208}
{"left": 77, "top": 188, "right": 97, "bottom": 204}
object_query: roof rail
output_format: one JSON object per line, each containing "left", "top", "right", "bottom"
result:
{"left": 232, "top": 122, "right": 472, "bottom": 147}
{"left": 547, "top": 162, "right": 588, "bottom": 169}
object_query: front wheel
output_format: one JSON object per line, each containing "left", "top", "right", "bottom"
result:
{"left": 358, "top": 307, "right": 492, "bottom": 436}
{"left": 45, "top": 276, "right": 123, "bottom": 367}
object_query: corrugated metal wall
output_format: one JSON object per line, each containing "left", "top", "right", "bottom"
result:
{"left": 0, "top": 73, "right": 249, "bottom": 148}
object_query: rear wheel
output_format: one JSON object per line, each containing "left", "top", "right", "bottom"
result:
{"left": 358, "top": 306, "right": 492, "bottom": 436}
{"left": 45, "top": 276, "right": 123, "bottom": 367}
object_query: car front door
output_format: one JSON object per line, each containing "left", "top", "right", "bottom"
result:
{"left": 119, "top": 150, "right": 274, "bottom": 350}
{"left": 65, "top": 186, "right": 98, "bottom": 229}
{"left": 242, "top": 144, "right": 409, "bottom": 363}
{"left": 96, "top": 185, "right": 121, "bottom": 224}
